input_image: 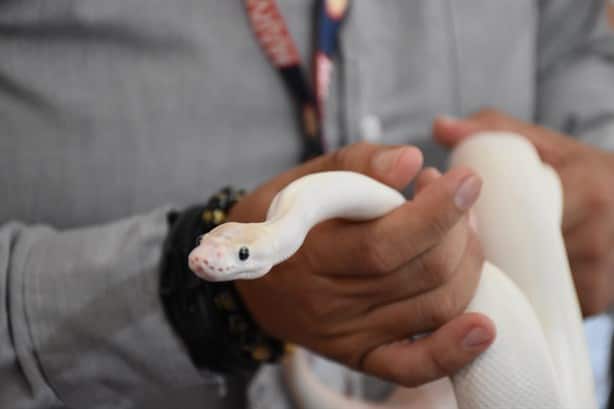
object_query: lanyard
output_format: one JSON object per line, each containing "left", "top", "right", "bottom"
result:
{"left": 245, "top": 0, "right": 350, "bottom": 161}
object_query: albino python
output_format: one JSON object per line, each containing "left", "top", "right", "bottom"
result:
{"left": 189, "top": 133, "right": 597, "bottom": 409}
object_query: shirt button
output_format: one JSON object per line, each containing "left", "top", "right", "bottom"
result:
{"left": 360, "top": 114, "right": 383, "bottom": 142}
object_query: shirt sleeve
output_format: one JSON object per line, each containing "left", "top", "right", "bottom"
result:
{"left": 0, "top": 208, "right": 247, "bottom": 409}
{"left": 537, "top": 0, "right": 614, "bottom": 150}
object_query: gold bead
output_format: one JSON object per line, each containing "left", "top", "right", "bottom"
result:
{"left": 284, "top": 343, "right": 296, "bottom": 355}
{"left": 251, "top": 346, "right": 272, "bottom": 361}
{"left": 212, "top": 209, "right": 225, "bottom": 224}
{"left": 202, "top": 210, "right": 213, "bottom": 223}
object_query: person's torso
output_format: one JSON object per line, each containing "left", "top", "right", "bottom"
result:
{"left": 0, "top": 0, "right": 538, "bottom": 228}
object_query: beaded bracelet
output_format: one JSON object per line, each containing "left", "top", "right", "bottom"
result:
{"left": 160, "top": 187, "right": 284, "bottom": 374}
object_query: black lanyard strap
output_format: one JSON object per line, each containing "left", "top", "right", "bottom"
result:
{"left": 245, "top": 0, "right": 350, "bottom": 161}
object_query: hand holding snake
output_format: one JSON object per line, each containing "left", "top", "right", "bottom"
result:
{"left": 190, "top": 134, "right": 598, "bottom": 408}
{"left": 190, "top": 141, "right": 495, "bottom": 387}
{"left": 435, "top": 109, "right": 614, "bottom": 316}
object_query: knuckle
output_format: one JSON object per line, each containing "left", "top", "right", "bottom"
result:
{"left": 302, "top": 293, "right": 350, "bottom": 327}
{"left": 417, "top": 252, "right": 454, "bottom": 287}
{"left": 297, "top": 290, "right": 329, "bottom": 319}
{"left": 587, "top": 190, "right": 610, "bottom": 214}
{"left": 431, "top": 292, "right": 463, "bottom": 326}
{"left": 430, "top": 353, "right": 454, "bottom": 379}
{"left": 388, "top": 363, "right": 421, "bottom": 387}
{"left": 332, "top": 141, "right": 373, "bottom": 170}
{"left": 429, "top": 211, "right": 459, "bottom": 243}
{"left": 300, "top": 241, "right": 325, "bottom": 274}
{"left": 428, "top": 214, "right": 453, "bottom": 242}
{"left": 306, "top": 298, "right": 332, "bottom": 320}
{"left": 331, "top": 146, "right": 352, "bottom": 170}
{"left": 330, "top": 337, "right": 371, "bottom": 370}
{"left": 378, "top": 349, "right": 447, "bottom": 387}
{"left": 430, "top": 217, "right": 450, "bottom": 240}
{"left": 350, "top": 140, "right": 373, "bottom": 152}
{"left": 346, "top": 348, "right": 367, "bottom": 371}
{"left": 361, "top": 236, "right": 394, "bottom": 274}
{"left": 474, "top": 108, "right": 503, "bottom": 126}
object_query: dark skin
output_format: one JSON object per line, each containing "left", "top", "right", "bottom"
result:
{"left": 229, "top": 142, "right": 496, "bottom": 387}
{"left": 435, "top": 109, "right": 614, "bottom": 317}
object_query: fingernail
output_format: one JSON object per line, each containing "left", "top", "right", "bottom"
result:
{"left": 373, "top": 147, "right": 405, "bottom": 175}
{"left": 454, "top": 175, "right": 482, "bottom": 210}
{"left": 463, "top": 327, "right": 492, "bottom": 349}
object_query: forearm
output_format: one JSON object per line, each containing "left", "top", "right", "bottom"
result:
{"left": 0, "top": 209, "right": 232, "bottom": 409}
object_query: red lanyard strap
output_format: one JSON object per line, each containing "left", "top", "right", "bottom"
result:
{"left": 245, "top": 0, "right": 350, "bottom": 161}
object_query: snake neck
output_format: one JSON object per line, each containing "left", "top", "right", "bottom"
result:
{"left": 262, "top": 204, "right": 315, "bottom": 266}
{"left": 262, "top": 171, "right": 406, "bottom": 266}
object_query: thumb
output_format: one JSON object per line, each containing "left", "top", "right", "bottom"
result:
{"left": 362, "top": 312, "right": 495, "bottom": 387}
{"left": 233, "top": 143, "right": 423, "bottom": 222}
{"left": 432, "top": 111, "right": 571, "bottom": 166}
{"left": 285, "top": 142, "right": 424, "bottom": 191}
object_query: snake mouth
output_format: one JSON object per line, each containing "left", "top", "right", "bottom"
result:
{"left": 188, "top": 254, "right": 270, "bottom": 281}
{"left": 233, "top": 266, "right": 273, "bottom": 280}
{"left": 188, "top": 250, "right": 233, "bottom": 281}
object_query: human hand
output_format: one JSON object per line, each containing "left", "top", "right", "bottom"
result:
{"left": 230, "top": 142, "right": 495, "bottom": 387}
{"left": 434, "top": 109, "right": 614, "bottom": 316}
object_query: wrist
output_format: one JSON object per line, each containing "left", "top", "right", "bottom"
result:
{"left": 159, "top": 188, "right": 284, "bottom": 375}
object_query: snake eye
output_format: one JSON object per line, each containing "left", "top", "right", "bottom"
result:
{"left": 238, "top": 246, "right": 250, "bottom": 261}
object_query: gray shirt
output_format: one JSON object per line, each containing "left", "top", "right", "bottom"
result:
{"left": 1, "top": 1, "right": 613, "bottom": 408}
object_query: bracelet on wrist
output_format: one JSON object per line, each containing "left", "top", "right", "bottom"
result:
{"left": 160, "top": 187, "right": 284, "bottom": 375}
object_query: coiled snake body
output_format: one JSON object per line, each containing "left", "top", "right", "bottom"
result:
{"left": 189, "top": 133, "right": 597, "bottom": 409}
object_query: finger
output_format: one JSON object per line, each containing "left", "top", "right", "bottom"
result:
{"left": 414, "top": 166, "right": 476, "bottom": 254}
{"left": 368, "top": 167, "right": 482, "bottom": 272}
{"left": 559, "top": 159, "right": 614, "bottom": 233}
{"left": 288, "top": 142, "right": 424, "bottom": 191}
{"left": 403, "top": 215, "right": 476, "bottom": 298}
{"left": 433, "top": 110, "right": 571, "bottom": 165}
{"left": 310, "top": 167, "right": 481, "bottom": 276}
{"left": 570, "top": 258, "right": 612, "bottom": 317}
{"left": 414, "top": 167, "right": 442, "bottom": 194}
{"left": 230, "top": 142, "right": 423, "bottom": 222}
{"left": 564, "top": 217, "right": 614, "bottom": 263}
{"left": 358, "top": 230, "right": 483, "bottom": 337}
{"left": 361, "top": 312, "right": 495, "bottom": 387}
{"left": 432, "top": 115, "right": 483, "bottom": 148}
{"left": 558, "top": 163, "right": 596, "bottom": 232}
{"left": 411, "top": 167, "right": 472, "bottom": 293}
{"left": 314, "top": 221, "right": 479, "bottom": 320}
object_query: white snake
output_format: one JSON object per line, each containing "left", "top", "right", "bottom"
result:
{"left": 189, "top": 133, "right": 597, "bottom": 409}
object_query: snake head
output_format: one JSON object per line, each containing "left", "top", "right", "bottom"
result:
{"left": 188, "top": 222, "right": 274, "bottom": 281}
